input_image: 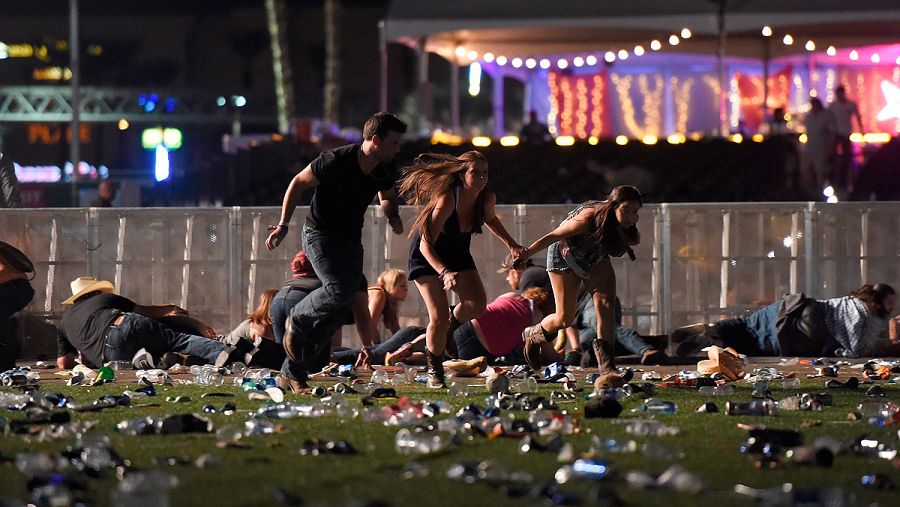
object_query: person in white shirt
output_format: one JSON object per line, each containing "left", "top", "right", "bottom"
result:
{"left": 828, "top": 86, "right": 864, "bottom": 193}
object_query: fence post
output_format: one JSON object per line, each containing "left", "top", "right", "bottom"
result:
{"left": 86, "top": 208, "right": 100, "bottom": 276}
{"left": 229, "top": 207, "right": 244, "bottom": 328}
{"left": 653, "top": 204, "right": 671, "bottom": 336}
{"left": 804, "top": 202, "right": 817, "bottom": 296}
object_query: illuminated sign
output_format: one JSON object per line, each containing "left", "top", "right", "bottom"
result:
{"left": 141, "top": 128, "right": 182, "bottom": 150}
{"left": 28, "top": 124, "right": 91, "bottom": 144}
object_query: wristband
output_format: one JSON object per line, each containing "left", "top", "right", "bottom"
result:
{"left": 438, "top": 268, "right": 449, "bottom": 279}
{"left": 278, "top": 222, "right": 289, "bottom": 229}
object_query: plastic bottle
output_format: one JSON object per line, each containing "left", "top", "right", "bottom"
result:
{"left": 725, "top": 399, "right": 777, "bottom": 416}
{"left": 448, "top": 382, "right": 469, "bottom": 397}
{"left": 512, "top": 377, "right": 538, "bottom": 394}
{"left": 631, "top": 398, "right": 677, "bottom": 414}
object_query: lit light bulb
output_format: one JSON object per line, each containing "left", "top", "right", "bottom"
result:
{"left": 826, "top": 46, "right": 836, "bottom": 56}
{"left": 805, "top": 40, "right": 815, "bottom": 51}
{"left": 782, "top": 34, "right": 794, "bottom": 45}
{"left": 496, "top": 55, "right": 507, "bottom": 66}
{"left": 525, "top": 58, "right": 537, "bottom": 69}
{"left": 617, "top": 49, "right": 628, "bottom": 60}
{"left": 604, "top": 51, "right": 616, "bottom": 63}
{"left": 761, "top": 26, "right": 773, "bottom": 37}
{"left": 466, "top": 50, "right": 478, "bottom": 61}
{"left": 650, "top": 40, "right": 662, "bottom": 51}
{"left": 557, "top": 58, "right": 568, "bottom": 69}
{"left": 573, "top": 56, "right": 584, "bottom": 67}
{"left": 871, "top": 53, "right": 880, "bottom": 63}
{"left": 539, "top": 58, "right": 551, "bottom": 69}
{"left": 681, "top": 28, "right": 692, "bottom": 39}
{"left": 482, "top": 52, "right": 494, "bottom": 63}
{"left": 455, "top": 46, "right": 466, "bottom": 58}
{"left": 634, "top": 45, "right": 645, "bottom": 56}
{"left": 669, "top": 35, "right": 680, "bottom": 46}
{"left": 511, "top": 57, "right": 523, "bottom": 68}
{"left": 585, "top": 55, "right": 597, "bottom": 66}
{"left": 849, "top": 50, "right": 859, "bottom": 61}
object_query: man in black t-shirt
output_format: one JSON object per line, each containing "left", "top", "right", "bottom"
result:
{"left": 265, "top": 112, "right": 407, "bottom": 393}
{"left": 56, "top": 276, "right": 231, "bottom": 369}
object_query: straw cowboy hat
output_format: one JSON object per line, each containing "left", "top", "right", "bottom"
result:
{"left": 62, "top": 276, "right": 116, "bottom": 304}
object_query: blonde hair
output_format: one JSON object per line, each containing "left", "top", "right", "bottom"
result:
{"left": 373, "top": 268, "right": 406, "bottom": 331}
{"left": 399, "top": 151, "right": 488, "bottom": 241}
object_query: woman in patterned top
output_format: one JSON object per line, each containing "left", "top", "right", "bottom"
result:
{"left": 513, "top": 185, "right": 643, "bottom": 387}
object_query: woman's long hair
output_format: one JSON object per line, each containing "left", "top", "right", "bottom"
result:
{"left": 374, "top": 268, "right": 406, "bottom": 331}
{"left": 399, "top": 151, "right": 488, "bottom": 240}
{"left": 522, "top": 287, "right": 554, "bottom": 316}
{"left": 580, "top": 185, "right": 643, "bottom": 258}
{"left": 848, "top": 283, "right": 895, "bottom": 318}
{"left": 248, "top": 289, "right": 278, "bottom": 325}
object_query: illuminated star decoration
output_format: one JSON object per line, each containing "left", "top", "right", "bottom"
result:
{"left": 876, "top": 80, "right": 900, "bottom": 122}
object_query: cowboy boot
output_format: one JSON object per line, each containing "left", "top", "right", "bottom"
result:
{"left": 426, "top": 348, "right": 446, "bottom": 389}
{"left": 592, "top": 338, "right": 633, "bottom": 388}
{"left": 522, "top": 324, "right": 548, "bottom": 370}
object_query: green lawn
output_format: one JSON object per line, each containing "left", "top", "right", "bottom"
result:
{"left": 1, "top": 377, "right": 898, "bottom": 506}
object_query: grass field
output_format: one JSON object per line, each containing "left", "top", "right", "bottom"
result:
{"left": 1, "top": 367, "right": 898, "bottom": 507}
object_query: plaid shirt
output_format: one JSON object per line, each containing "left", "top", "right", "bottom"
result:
{"left": 823, "top": 296, "right": 886, "bottom": 357}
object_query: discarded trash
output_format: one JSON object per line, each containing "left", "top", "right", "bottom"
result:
{"left": 395, "top": 427, "right": 450, "bottom": 455}
{"left": 583, "top": 398, "right": 622, "bottom": 419}
{"left": 696, "top": 402, "right": 718, "bottom": 413}
{"left": 631, "top": 399, "right": 677, "bottom": 414}
{"left": 299, "top": 439, "right": 356, "bottom": 455}
{"left": 725, "top": 399, "right": 776, "bottom": 416}
{"left": 626, "top": 419, "right": 680, "bottom": 437}
{"left": 697, "top": 384, "right": 734, "bottom": 397}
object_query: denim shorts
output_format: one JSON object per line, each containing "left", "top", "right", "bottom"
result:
{"left": 547, "top": 240, "right": 607, "bottom": 280}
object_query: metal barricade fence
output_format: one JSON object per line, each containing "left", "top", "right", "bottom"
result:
{"left": 2, "top": 202, "right": 897, "bottom": 348}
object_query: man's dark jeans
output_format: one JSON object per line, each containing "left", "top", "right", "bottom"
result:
{"left": 104, "top": 313, "right": 225, "bottom": 364}
{"left": 282, "top": 226, "right": 363, "bottom": 381}
{"left": 0, "top": 279, "right": 34, "bottom": 370}
{"left": 270, "top": 287, "right": 313, "bottom": 344}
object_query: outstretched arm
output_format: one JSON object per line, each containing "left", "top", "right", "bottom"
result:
{"left": 516, "top": 207, "right": 594, "bottom": 265}
{"left": 483, "top": 192, "right": 523, "bottom": 256}
{"left": 265, "top": 165, "right": 320, "bottom": 250}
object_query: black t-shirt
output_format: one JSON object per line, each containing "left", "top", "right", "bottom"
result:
{"left": 306, "top": 143, "right": 397, "bottom": 239}
{"left": 57, "top": 293, "right": 136, "bottom": 368}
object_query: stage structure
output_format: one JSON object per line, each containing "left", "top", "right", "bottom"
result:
{"left": 383, "top": 0, "right": 900, "bottom": 139}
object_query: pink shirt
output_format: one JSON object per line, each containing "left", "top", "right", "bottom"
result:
{"left": 473, "top": 295, "right": 533, "bottom": 356}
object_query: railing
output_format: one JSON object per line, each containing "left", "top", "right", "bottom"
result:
{"left": 2, "top": 202, "right": 898, "bottom": 345}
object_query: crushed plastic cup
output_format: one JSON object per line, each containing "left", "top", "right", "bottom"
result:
{"left": 512, "top": 377, "right": 538, "bottom": 394}
{"left": 394, "top": 362, "right": 417, "bottom": 384}
{"left": 394, "top": 427, "right": 449, "bottom": 456}
{"left": 231, "top": 362, "right": 247, "bottom": 376}
{"left": 136, "top": 369, "right": 170, "bottom": 384}
{"left": 782, "top": 378, "right": 801, "bottom": 389}
{"left": 448, "top": 382, "right": 469, "bottom": 397}
{"left": 626, "top": 419, "right": 680, "bottom": 437}
{"left": 371, "top": 368, "right": 389, "bottom": 385}
{"left": 697, "top": 384, "right": 734, "bottom": 396}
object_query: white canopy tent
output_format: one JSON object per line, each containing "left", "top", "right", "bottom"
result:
{"left": 381, "top": 0, "right": 900, "bottom": 135}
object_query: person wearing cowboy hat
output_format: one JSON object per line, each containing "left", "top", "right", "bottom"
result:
{"left": 56, "top": 276, "right": 241, "bottom": 370}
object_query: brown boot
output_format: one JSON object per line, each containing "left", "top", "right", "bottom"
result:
{"left": 522, "top": 324, "right": 548, "bottom": 370}
{"left": 425, "top": 349, "right": 446, "bottom": 389}
{"left": 592, "top": 338, "right": 633, "bottom": 388}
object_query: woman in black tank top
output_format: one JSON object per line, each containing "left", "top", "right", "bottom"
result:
{"left": 400, "top": 151, "right": 524, "bottom": 388}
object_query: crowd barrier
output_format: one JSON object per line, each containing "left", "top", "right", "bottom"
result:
{"left": 2, "top": 202, "right": 897, "bottom": 348}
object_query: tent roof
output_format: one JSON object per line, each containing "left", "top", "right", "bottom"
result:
{"left": 385, "top": 0, "right": 900, "bottom": 60}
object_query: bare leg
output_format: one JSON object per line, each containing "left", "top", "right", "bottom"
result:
{"left": 415, "top": 276, "right": 450, "bottom": 387}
